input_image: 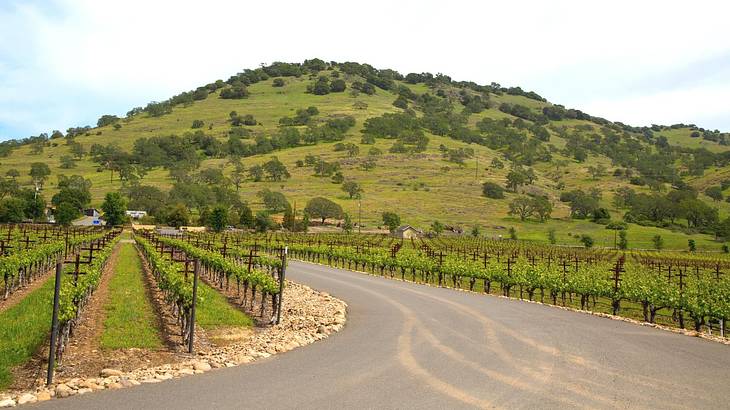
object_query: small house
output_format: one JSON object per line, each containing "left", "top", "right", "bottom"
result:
{"left": 125, "top": 210, "right": 148, "bottom": 219}
{"left": 84, "top": 208, "right": 100, "bottom": 218}
{"left": 393, "top": 225, "right": 423, "bottom": 239}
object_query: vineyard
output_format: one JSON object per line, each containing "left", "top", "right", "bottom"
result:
{"left": 1, "top": 223, "right": 728, "bottom": 402}
{"left": 158, "top": 230, "right": 730, "bottom": 338}
{"left": 0, "top": 224, "right": 287, "bottom": 391}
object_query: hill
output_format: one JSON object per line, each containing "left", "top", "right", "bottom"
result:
{"left": 2, "top": 59, "right": 730, "bottom": 250}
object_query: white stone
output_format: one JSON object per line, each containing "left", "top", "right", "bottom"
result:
{"left": 192, "top": 361, "right": 211, "bottom": 372}
{"left": 17, "top": 394, "right": 36, "bottom": 405}
{"left": 35, "top": 392, "right": 52, "bottom": 402}
{"left": 55, "top": 384, "right": 73, "bottom": 398}
{"left": 0, "top": 399, "right": 16, "bottom": 408}
{"left": 100, "top": 368, "right": 124, "bottom": 377}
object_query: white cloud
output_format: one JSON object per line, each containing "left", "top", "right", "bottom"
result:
{"left": 1, "top": 0, "right": 729, "bottom": 138}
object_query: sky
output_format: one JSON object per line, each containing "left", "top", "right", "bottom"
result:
{"left": 1, "top": 0, "right": 729, "bottom": 140}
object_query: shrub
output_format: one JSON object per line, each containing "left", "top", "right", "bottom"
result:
{"left": 220, "top": 84, "right": 250, "bottom": 99}
{"left": 482, "top": 182, "right": 504, "bottom": 199}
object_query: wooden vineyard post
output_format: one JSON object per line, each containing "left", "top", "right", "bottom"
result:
{"left": 188, "top": 259, "right": 200, "bottom": 354}
{"left": 47, "top": 259, "right": 63, "bottom": 386}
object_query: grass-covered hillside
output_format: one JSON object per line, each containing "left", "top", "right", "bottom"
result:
{"left": 2, "top": 59, "right": 730, "bottom": 250}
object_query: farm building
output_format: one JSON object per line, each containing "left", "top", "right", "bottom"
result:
{"left": 393, "top": 225, "right": 423, "bottom": 239}
{"left": 125, "top": 210, "right": 148, "bottom": 219}
{"left": 83, "top": 208, "right": 100, "bottom": 218}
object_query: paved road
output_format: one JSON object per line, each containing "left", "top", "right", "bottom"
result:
{"left": 36, "top": 261, "right": 730, "bottom": 409}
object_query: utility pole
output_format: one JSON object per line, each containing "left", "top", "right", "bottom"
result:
{"left": 475, "top": 155, "right": 478, "bottom": 181}
{"left": 358, "top": 200, "right": 362, "bottom": 234}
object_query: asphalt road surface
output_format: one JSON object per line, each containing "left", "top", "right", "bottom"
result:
{"left": 35, "top": 260, "right": 730, "bottom": 409}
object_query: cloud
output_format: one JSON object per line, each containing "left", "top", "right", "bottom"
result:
{"left": 1, "top": 0, "right": 729, "bottom": 139}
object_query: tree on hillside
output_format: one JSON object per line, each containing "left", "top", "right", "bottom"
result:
{"left": 5, "top": 169, "right": 19, "bottom": 181}
{"left": 580, "top": 235, "right": 594, "bottom": 248}
{"left": 382, "top": 212, "right": 401, "bottom": 233}
{"left": 220, "top": 84, "right": 249, "bottom": 99}
{"left": 304, "top": 197, "right": 343, "bottom": 224}
{"left": 652, "top": 234, "right": 664, "bottom": 250}
{"left": 166, "top": 204, "right": 189, "bottom": 228}
{"left": 342, "top": 180, "right": 363, "bottom": 199}
{"left": 0, "top": 198, "right": 25, "bottom": 223}
{"left": 60, "top": 155, "right": 76, "bottom": 169}
{"left": 263, "top": 156, "right": 290, "bottom": 181}
{"left": 257, "top": 189, "right": 290, "bottom": 213}
{"left": 618, "top": 230, "right": 628, "bottom": 250}
{"left": 70, "top": 142, "right": 86, "bottom": 159}
{"left": 101, "top": 192, "right": 127, "bottom": 226}
{"left": 209, "top": 205, "right": 229, "bottom": 232}
{"left": 248, "top": 164, "right": 264, "bottom": 182}
{"left": 254, "top": 211, "right": 277, "bottom": 233}
{"left": 587, "top": 164, "right": 607, "bottom": 180}
{"left": 123, "top": 184, "right": 166, "bottom": 216}
{"left": 17, "top": 189, "right": 45, "bottom": 221}
{"left": 531, "top": 196, "right": 552, "bottom": 222}
{"left": 238, "top": 203, "right": 254, "bottom": 228}
{"left": 706, "top": 186, "right": 723, "bottom": 202}
{"left": 0, "top": 179, "right": 18, "bottom": 201}
{"left": 55, "top": 202, "right": 79, "bottom": 226}
{"left": 229, "top": 158, "right": 246, "bottom": 191}
{"left": 508, "top": 196, "right": 534, "bottom": 221}
{"left": 343, "top": 213, "right": 353, "bottom": 233}
{"left": 97, "top": 114, "right": 119, "bottom": 127}
{"left": 505, "top": 169, "right": 527, "bottom": 192}
{"left": 431, "top": 220, "right": 444, "bottom": 235}
{"left": 547, "top": 229, "right": 557, "bottom": 244}
{"left": 52, "top": 175, "right": 92, "bottom": 211}
{"left": 29, "top": 163, "right": 51, "bottom": 189}
{"left": 330, "top": 79, "right": 346, "bottom": 93}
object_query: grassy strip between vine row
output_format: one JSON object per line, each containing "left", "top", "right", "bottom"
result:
{"left": 100, "top": 242, "right": 164, "bottom": 350}
{"left": 0, "top": 274, "right": 55, "bottom": 389}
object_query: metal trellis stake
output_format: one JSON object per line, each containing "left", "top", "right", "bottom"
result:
{"left": 47, "top": 259, "right": 63, "bottom": 386}
{"left": 276, "top": 247, "right": 287, "bottom": 325}
{"left": 188, "top": 259, "right": 200, "bottom": 354}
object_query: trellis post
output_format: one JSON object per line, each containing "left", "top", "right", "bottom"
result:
{"left": 47, "top": 259, "right": 63, "bottom": 386}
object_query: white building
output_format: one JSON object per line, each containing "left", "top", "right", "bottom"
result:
{"left": 125, "top": 210, "right": 148, "bottom": 219}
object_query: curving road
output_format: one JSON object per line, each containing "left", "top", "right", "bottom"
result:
{"left": 35, "top": 260, "right": 730, "bottom": 409}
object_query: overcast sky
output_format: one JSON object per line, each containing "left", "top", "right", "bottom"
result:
{"left": 1, "top": 0, "right": 729, "bottom": 140}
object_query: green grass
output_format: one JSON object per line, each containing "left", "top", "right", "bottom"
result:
{"left": 100, "top": 242, "right": 164, "bottom": 349}
{"left": 195, "top": 282, "right": 253, "bottom": 329}
{"left": 0, "top": 275, "right": 54, "bottom": 389}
